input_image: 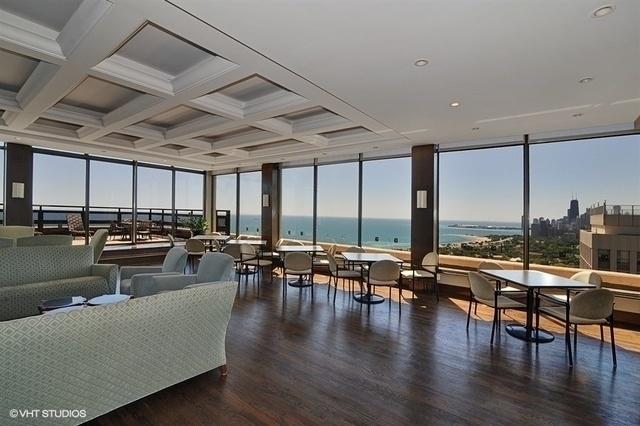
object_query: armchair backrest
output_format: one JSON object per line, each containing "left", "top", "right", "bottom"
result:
{"left": 196, "top": 253, "right": 235, "bottom": 283}
{"left": 369, "top": 260, "right": 400, "bottom": 282}
{"left": 344, "top": 246, "right": 365, "bottom": 253}
{"left": 468, "top": 272, "right": 495, "bottom": 301}
{"left": 571, "top": 289, "right": 614, "bottom": 320}
{"left": 161, "top": 247, "right": 188, "bottom": 273}
{"left": 284, "top": 252, "right": 312, "bottom": 270}
{"left": 422, "top": 252, "right": 438, "bottom": 268}
{"left": 17, "top": 235, "right": 73, "bottom": 247}
{"left": 90, "top": 229, "right": 109, "bottom": 262}
{"left": 570, "top": 271, "right": 602, "bottom": 288}
{"left": 186, "top": 238, "right": 206, "bottom": 254}
{"left": 0, "top": 226, "right": 34, "bottom": 239}
{"left": 0, "top": 246, "right": 94, "bottom": 287}
{"left": 66, "top": 213, "right": 84, "bottom": 232}
{"left": 477, "top": 261, "right": 503, "bottom": 270}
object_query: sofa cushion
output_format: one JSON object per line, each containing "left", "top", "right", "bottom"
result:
{"left": 0, "top": 246, "right": 94, "bottom": 287}
{"left": 0, "top": 276, "right": 109, "bottom": 321}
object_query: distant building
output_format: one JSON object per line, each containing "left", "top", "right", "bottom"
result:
{"left": 567, "top": 199, "right": 579, "bottom": 221}
{"left": 579, "top": 203, "right": 640, "bottom": 274}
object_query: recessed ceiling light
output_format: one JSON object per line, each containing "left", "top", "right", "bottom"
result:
{"left": 450, "top": 101, "right": 461, "bottom": 107}
{"left": 579, "top": 77, "right": 594, "bottom": 84}
{"left": 592, "top": 5, "right": 615, "bottom": 18}
{"left": 472, "top": 127, "right": 479, "bottom": 131}
{"left": 414, "top": 59, "right": 429, "bottom": 67}
{"left": 572, "top": 113, "right": 583, "bottom": 118}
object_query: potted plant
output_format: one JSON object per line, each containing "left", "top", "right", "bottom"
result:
{"left": 181, "top": 215, "right": 208, "bottom": 236}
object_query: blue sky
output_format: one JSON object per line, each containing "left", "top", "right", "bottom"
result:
{"left": 6, "top": 134, "right": 640, "bottom": 223}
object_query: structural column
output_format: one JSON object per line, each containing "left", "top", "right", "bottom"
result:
{"left": 411, "top": 145, "right": 436, "bottom": 265}
{"left": 261, "top": 163, "right": 280, "bottom": 250}
{"left": 4, "top": 143, "right": 33, "bottom": 226}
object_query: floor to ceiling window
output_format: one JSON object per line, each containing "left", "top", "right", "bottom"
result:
{"left": 530, "top": 134, "right": 640, "bottom": 274}
{"left": 316, "top": 162, "right": 359, "bottom": 245}
{"left": 239, "top": 171, "right": 261, "bottom": 236}
{"left": 89, "top": 159, "right": 132, "bottom": 240}
{"left": 280, "top": 166, "right": 314, "bottom": 241}
{"left": 136, "top": 165, "right": 172, "bottom": 237}
{"left": 214, "top": 173, "right": 237, "bottom": 235}
{"left": 33, "top": 153, "right": 86, "bottom": 232}
{"left": 439, "top": 146, "right": 524, "bottom": 262}
{"left": 362, "top": 157, "right": 411, "bottom": 250}
{"left": 175, "top": 170, "right": 204, "bottom": 236}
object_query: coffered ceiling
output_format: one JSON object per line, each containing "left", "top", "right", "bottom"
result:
{"left": 0, "top": 0, "right": 638, "bottom": 171}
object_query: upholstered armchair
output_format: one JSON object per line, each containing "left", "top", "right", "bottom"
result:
{"left": 119, "top": 247, "right": 188, "bottom": 295}
{"left": 136, "top": 253, "right": 235, "bottom": 297}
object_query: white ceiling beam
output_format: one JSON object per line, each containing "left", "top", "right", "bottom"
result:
{"left": 82, "top": 65, "right": 253, "bottom": 141}
{"left": 296, "top": 135, "right": 329, "bottom": 147}
{"left": 41, "top": 104, "right": 103, "bottom": 127}
{"left": 252, "top": 118, "right": 292, "bottom": 136}
{"left": 1, "top": 6, "right": 147, "bottom": 130}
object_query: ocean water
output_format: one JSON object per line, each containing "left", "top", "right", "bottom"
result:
{"left": 237, "top": 215, "right": 522, "bottom": 249}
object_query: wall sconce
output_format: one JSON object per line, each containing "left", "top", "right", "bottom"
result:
{"left": 262, "top": 193, "right": 270, "bottom": 208}
{"left": 416, "top": 189, "right": 428, "bottom": 209}
{"left": 12, "top": 182, "right": 25, "bottom": 199}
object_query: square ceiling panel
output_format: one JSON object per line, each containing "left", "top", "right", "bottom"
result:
{"left": 218, "top": 76, "right": 284, "bottom": 103}
{"left": 320, "top": 127, "right": 374, "bottom": 139}
{"left": 244, "top": 139, "right": 305, "bottom": 152}
{"left": 32, "top": 117, "right": 81, "bottom": 131}
{"left": 0, "top": 0, "right": 83, "bottom": 32}
{"left": 204, "top": 126, "right": 267, "bottom": 140}
{"left": 0, "top": 48, "right": 39, "bottom": 92}
{"left": 281, "top": 107, "right": 330, "bottom": 123}
{"left": 58, "top": 77, "right": 143, "bottom": 114}
{"left": 117, "top": 24, "right": 214, "bottom": 76}
{"left": 143, "top": 106, "right": 209, "bottom": 129}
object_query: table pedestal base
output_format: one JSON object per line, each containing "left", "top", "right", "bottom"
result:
{"left": 505, "top": 325, "right": 554, "bottom": 343}
{"left": 288, "top": 279, "right": 313, "bottom": 288}
{"left": 353, "top": 293, "right": 385, "bottom": 305}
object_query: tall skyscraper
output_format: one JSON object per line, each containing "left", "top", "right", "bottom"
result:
{"left": 567, "top": 198, "right": 579, "bottom": 221}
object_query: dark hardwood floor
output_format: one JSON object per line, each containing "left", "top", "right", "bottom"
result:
{"left": 91, "top": 273, "right": 640, "bottom": 426}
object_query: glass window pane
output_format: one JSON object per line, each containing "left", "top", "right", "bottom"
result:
{"left": 281, "top": 167, "right": 313, "bottom": 241}
{"left": 175, "top": 171, "right": 203, "bottom": 213}
{"left": 439, "top": 146, "right": 523, "bottom": 263}
{"left": 317, "top": 162, "right": 358, "bottom": 245}
{"left": 214, "top": 174, "right": 237, "bottom": 235}
{"left": 137, "top": 166, "right": 172, "bottom": 230}
{"left": 531, "top": 135, "right": 640, "bottom": 274}
{"left": 90, "top": 160, "right": 132, "bottom": 236}
{"left": 362, "top": 157, "right": 411, "bottom": 250}
{"left": 33, "top": 153, "right": 86, "bottom": 230}
{"left": 239, "top": 171, "right": 261, "bottom": 236}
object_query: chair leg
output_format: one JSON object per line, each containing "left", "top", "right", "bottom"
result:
{"left": 466, "top": 296, "right": 472, "bottom": 330}
{"left": 600, "top": 324, "right": 604, "bottom": 342}
{"left": 566, "top": 321, "right": 573, "bottom": 367}
{"left": 327, "top": 274, "right": 332, "bottom": 296}
{"left": 490, "top": 307, "right": 497, "bottom": 345}
{"left": 610, "top": 318, "right": 617, "bottom": 367}
{"left": 333, "top": 276, "right": 338, "bottom": 304}
{"left": 474, "top": 301, "right": 478, "bottom": 315}
{"left": 535, "top": 293, "right": 540, "bottom": 345}
{"left": 574, "top": 325, "right": 578, "bottom": 356}
{"left": 311, "top": 273, "right": 314, "bottom": 300}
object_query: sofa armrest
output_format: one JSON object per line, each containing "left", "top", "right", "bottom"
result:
{"left": 131, "top": 272, "right": 190, "bottom": 297}
{"left": 120, "top": 266, "right": 163, "bottom": 280}
{"left": 91, "top": 264, "right": 118, "bottom": 293}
